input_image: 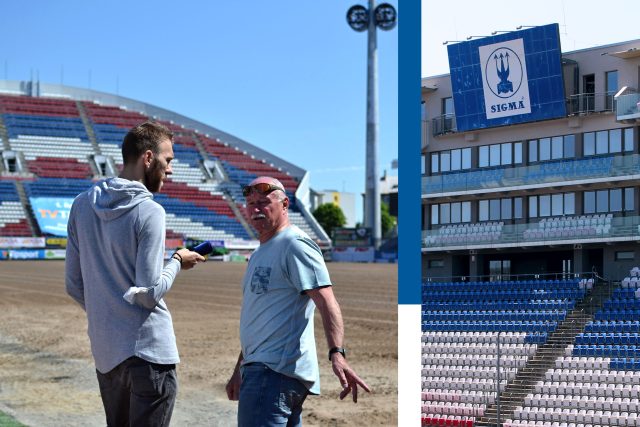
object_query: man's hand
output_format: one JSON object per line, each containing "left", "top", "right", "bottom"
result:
{"left": 225, "top": 369, "right": 241, "bottom": 401}
{"left": 331, "top": 353, "right": 371, "bottom": 402}
{"left": 175, "top": 248, "right": 205, "bottom": 270}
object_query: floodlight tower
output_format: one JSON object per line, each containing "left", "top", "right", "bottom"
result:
{"left": 346, "top": 1, "right": 396, "bottom": 249}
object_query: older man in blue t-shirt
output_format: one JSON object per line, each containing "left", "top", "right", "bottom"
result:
{"left": 226, "top": 176, "right": 370, "bottom": 426}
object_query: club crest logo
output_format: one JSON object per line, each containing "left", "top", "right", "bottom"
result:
{"left": 479, "top": 38, "right": 532, "bottom": 119}
{"left": 486, "top": 47, "right": 523, "bottom": 98}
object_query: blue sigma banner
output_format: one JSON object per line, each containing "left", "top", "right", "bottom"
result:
{"left": 30, "top": 197, "right": 75, "bottom": 237}
{"left": 447, "top": 23, "right": 566, "bottom": 131}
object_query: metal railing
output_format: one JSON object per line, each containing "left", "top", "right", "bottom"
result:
{"left": 431, "top": 114, "right": 456, "bottom": 136}
{"left": 423, "top": 153, "right": 639, "bottom": 196}
{"left": 566, "top": 92, "right": 615, "bottom": 115}
{"left": 422, "top": 214, "right": 640, "bottom": 250}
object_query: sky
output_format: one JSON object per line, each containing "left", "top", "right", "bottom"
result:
{"left": 0, "top": 1, "right": 398, "bottom": 223}
{"left": 422, "top": 0, "right": 640, "bottom": 77}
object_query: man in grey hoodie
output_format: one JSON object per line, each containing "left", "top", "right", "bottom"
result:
{"left": 65, "top": 121, "right": 205, "bottom": 427}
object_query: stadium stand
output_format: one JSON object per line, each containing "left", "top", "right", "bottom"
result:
{"left": 0, "top": 86, "right": 330, "bottom": 248}
{"left": 0, "top": 181, "right": 31, "bottom": 236}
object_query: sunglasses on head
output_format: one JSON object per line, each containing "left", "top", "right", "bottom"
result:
{"left": 242, "top": 183, "right": 285, "bottom": 197}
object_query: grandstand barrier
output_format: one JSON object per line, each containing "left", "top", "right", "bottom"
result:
{"left": 422, "top": 213, "right": 639, "bottom": 250}
{"left": 423, "top": 153, "right": 638, "bottom": 195}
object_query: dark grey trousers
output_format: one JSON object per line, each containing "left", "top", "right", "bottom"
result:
{"left": 96, "top": 356, "right": 178, "bottom": 427}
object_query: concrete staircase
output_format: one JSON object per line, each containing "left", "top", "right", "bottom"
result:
{"left": 224, "top": 192, "right": 256, "bottom": 240}
{"left": 475, "top": 278, "right": 618, "bottom": 426}
{"left": 76, "top": 101, "right": 101, "bottom": 155}
{"left": 14, "top": 180, "right": 39, "bottom": 236}
{"left": 0, "top": 114, "right": 10, "bottom": 150}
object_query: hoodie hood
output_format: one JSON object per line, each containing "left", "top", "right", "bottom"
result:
{"left": 89, "top": 177, "right": 153, "bottom": 221}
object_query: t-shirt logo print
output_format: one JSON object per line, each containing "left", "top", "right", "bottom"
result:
{"left": 250, "top": 267, "right": 271, "bottom": 294}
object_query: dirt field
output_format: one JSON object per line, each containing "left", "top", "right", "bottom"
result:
{"left": 0, "top": 260, "right": 397, "bottom": 426}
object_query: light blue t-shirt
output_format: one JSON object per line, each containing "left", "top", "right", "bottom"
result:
{"left": 239, "top": 225, "right": 331, "bottom": 394}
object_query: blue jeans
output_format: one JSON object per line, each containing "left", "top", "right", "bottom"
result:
{"left": 238, "top": 363, "right": 310, "bottom": 427}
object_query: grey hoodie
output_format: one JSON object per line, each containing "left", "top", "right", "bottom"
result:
{"left": 65, "top": 177, "right": 180, "bottom": 373}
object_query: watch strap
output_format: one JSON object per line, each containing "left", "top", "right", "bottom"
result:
{"left": 328, "top": 347, "right": 346, "bottom": 361}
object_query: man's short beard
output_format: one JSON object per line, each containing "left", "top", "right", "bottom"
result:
{"left": 144, "top": 159, "right": 163, "bottom": 193}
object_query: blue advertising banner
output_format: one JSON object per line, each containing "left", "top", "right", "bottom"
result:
{"left": 447, "top": 23, "right": 566, "bottom": 131}
{"left": 29, "top": 197, "right": 75, "bottom": 237}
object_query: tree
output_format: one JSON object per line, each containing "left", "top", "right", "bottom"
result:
{"left": 381, "top": 201, "right": 397, "bottom": 237}
{"left": 312, "top": 203, "right": 346, "bottom": 237}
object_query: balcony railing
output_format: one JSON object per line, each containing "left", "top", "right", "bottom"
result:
{"left": 423, "top": 153, "right": 640, "bottom": 196}
{"left": 431, "top": 114, "right": 456, "bottom": 136}
{"left": 429, "top": 94, "right": 616, "bottom": 138}
{"left": 616, "top": 92, "right": 640, "bottom": 120}
{"left": 566, "top": 92, "right": 615, "bottom": 115}
{"left": 422, "top": 214, "right": 640, "bottom": 250}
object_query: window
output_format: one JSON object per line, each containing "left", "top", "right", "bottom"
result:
{"left": 584, "top": 191, "right": 596, "bottom": 214}
{"left": 451, "top": 149, "right": 462, "bottom": 171}
{"left": 529, "top": 196, "right": 538, "bottom": 217}
{"left": 529, "top": 135, "right": 575, "bottom": 162}
{"left": 440, "top": 152, "right": 450, "bottom": 172}
{"left": 596, "top": 190, "right": 609, "bottom": 213}
{"left": 501, "top": 198, "right": 512, "bottom": 220}
{"left": 514, "top": 142, "right": 523, "bottom": 164}
{"left": 625, "top": 128, "right": 634, "bottom": 152}
{"left": 442, "top": 97, "right": 454, "bottom": 115}
{"left": 440, "top": 203, "right": 451, "bottom": 224}
{"left": 585, "top": 188, "right": 635, "bottom": 214}
{"left": 431, "top": 202, "right": 472, "bottom": 225}
{"left": 539, "top": 138, "right": 551, "bottom": 161}
{"left": 478, "top": 142, "right": 522, "bottom": 168}
{"left": 530, "top": 192, "right": 575, "bottom": 218}
{"left": 462, "top": 148, "right": 472, "bottom": 169}
{"left": 431, "top": 154, "right": 439, "bottom": 174}
{"left": 501, "top": 143, "right": 512, "bottom": 165}
{"left": 606, "top": 70, "right": 618, "bottom": 110}
{"left": 552, "top": 194, "right": 564, "bottom": 216}
{"left": 615, "top": 251, "right": 634, "bottom": 261}
{"left": 584, "top": 132, "right": 595, "bottom": 156}
{"left": 610, "top": 189, "right": 622, "bottom": 212}
{"left": 564, "top": 135, "right": 575, "bottom": 158}
{"left": 596, "top": 131, "right": 608, "bottom": 154}
{"left": 539, "top": 195, "right": 551, "bottom": 217}
{"left": 428, "top": 259, "right": 445, "bottom": 268}
{"left": 610, "top": 129, "right": 622, "bottom": 153}
{"left": 584, "top": 128, "right": 633, "bottom": 156}
{"left": 451, "top": 202, "right": 461, "bottom": 223}
{"left": 431, "top": 205, "right": 438, "bottom": 225}
{"left": 490, "top": 144, "right": 500, "bottom": 166}
{"left": 564, "top": 193, "right": 575, "bottom": 215}
{"left": 551, "top": 136, "right": 563, "bottom": 160}
{"left": 490, "top": 199, "right": 500, "bottom": 220}
{"left": 479, "top": 146, "right": 489, "bottom": 168}
{"left": 514, "top": 197, "right": 523, "bottom": 219}
{"left": 625, "top": 188, "right": 635, "bottom": 211}
{"left": 461, "top": 202, "right": 471, "bottom": 222}
{"left": 430, "top": 148, "right": 472, "bottom": 174}
{"left": 479, "top": 197, "right": 520, "bottom": 222}
{"left": 479, "top": 200, "right": 489, "bottom": 222}
{"left": 529, "top": 140, "right": 538, "bottom": 162}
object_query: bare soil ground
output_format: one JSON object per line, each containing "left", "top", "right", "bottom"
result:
{"left": 0, "top": 261, "right": 397, "bottom": 426}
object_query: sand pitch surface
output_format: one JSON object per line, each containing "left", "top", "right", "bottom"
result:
{"left": 0, "top": 261, "right": 397, "bottom": 426}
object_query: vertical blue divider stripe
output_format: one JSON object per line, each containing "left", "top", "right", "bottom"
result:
{"left": 398, "top": 0, "right": 421, "bottom": 305}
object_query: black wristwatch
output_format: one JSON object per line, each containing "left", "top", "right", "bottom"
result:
{"left": 328, "top": 347, "right": 346, "bottom": 361}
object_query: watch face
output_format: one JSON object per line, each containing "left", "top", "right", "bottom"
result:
{"left": 346, "top": 5, "right": 368, "bottom": 32}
